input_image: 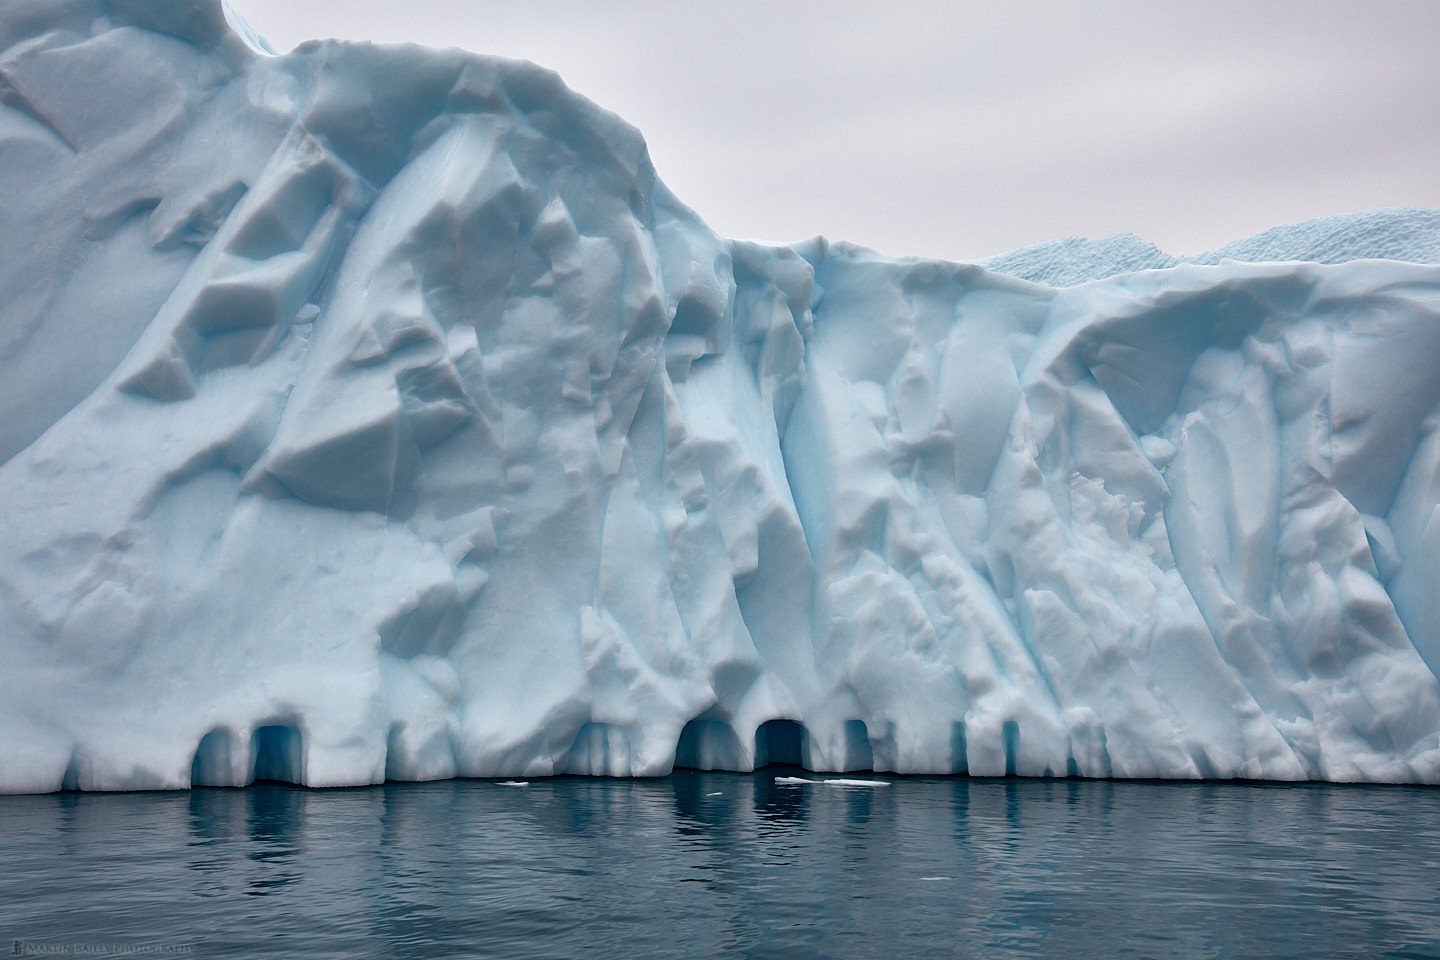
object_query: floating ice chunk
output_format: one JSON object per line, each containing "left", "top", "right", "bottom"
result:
{"left": 773, "top": 776, "right": 891, "bottom": 787}
{"left": 1, "top": 2, "right": 1439, "bottom": 794}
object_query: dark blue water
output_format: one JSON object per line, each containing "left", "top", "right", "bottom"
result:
{"left": 3, "top": 774, "right": 1440, "bottom": 959}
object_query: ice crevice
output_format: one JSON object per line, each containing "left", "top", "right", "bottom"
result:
{"left": 2, "top": 2, "right": 1440, "bottom": 792}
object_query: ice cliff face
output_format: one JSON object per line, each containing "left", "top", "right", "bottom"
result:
{"left": 3, "top": 1, "right": 1440, "bottom": 793}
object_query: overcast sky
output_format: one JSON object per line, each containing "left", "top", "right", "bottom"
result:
{"left": 228, "top": 0, "right": 1440, "bottom": 262}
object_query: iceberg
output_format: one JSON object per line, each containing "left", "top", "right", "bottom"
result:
{"left": 2, "top": 0, "right": 1440, "bottom": 793}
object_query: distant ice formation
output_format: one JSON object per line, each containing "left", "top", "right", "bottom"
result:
{"left": 3, "top": 1, "right": 1440, "bottom": 792}
{"left": 970, "top": 208, "right": 1440, "bottom": 287}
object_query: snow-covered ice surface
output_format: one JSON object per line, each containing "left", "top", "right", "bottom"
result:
{"left": 971, "top": 209, "right": 1440, "bottom": 287}
{"left": 3, "top": 1, "right": 1440, "bottom": 793}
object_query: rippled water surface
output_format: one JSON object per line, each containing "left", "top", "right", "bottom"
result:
{"left": 4, "top": 775, "right": 1440, "bottom": 958}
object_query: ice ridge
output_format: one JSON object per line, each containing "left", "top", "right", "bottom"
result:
{"left": 971, "top": 208, "right": 1440, "bottom": 287}
{"left": 2, "top": 2, "right": 1440, "bottom": 792}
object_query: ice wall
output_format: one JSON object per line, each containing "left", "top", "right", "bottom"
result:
{"left": 2, "top": 1, "right": 1439, "bottom": 792}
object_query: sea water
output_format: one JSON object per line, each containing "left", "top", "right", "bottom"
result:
{"left": 3, "top": 774, "right": 1439, "bottom": 958}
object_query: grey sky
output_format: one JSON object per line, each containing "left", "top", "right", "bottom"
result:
{"left": 228, "top": 0, "right": 1440, "bottom": 262}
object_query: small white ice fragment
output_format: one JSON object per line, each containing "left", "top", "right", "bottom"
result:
{"left": 706, "top": 791, "right": 723, "bottom": 796}
{"left": 773, "top": 776, "right": 813, "bottom": 785}
{"left": 497, "top": 781, "right": 529, "bottom": 787}
{"left": 822, "top": 778, "right": 890, "bottom": 787}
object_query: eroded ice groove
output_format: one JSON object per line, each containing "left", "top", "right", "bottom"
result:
{"left": 2, "top": 2, "right": 1440, "bottom": 793}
